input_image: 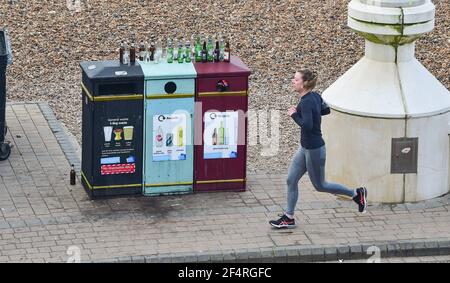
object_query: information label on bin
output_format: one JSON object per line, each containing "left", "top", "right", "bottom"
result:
{"left": 203, "top": 111, "right": 238, "bottom": 159}
{"left": 152, "top": 113, "right": 187, "bottom": 162}
{"left": 99, "top": 117, "right": 137, "bottom": 175}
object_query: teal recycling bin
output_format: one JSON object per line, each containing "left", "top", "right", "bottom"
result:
{"left": 139, "top": 61, "right": 197, "bottom": 196}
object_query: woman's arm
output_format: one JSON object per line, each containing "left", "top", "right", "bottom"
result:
{"left": 291, "top": 100, "right": 313, "bottom": 130}
{"left": 321, "top": 97, "right": 331, "bottom": 116}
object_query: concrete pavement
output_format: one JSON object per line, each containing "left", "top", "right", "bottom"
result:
{"left": 0, "top": 102, "right": 449, "bottom": 263}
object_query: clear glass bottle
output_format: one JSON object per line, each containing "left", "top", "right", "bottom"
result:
{"left": 155, "top": 39, "right": 162, "bottom": 63}
{"left": 195, "top": 35, "right": 202, "bottom": 62}
{"left": 123, "top": 42, "right": 130, "bottom": 64}
{"left": 219, "top": 36, "right": 225, "bottom": 62}
{"left": 207, "top": 37, "right": 214, "bottom": 62}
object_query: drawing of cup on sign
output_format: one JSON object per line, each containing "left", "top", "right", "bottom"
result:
{"left": 103, "top": 126, "right": 113, "bottom": 142}
{"left": 123, "top": 126, "right": 134, "bottom": 141}
{"left": 113, "top": 129, "right": 123, "bottom": 141}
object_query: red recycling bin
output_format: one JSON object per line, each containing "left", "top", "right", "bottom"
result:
{"left": 193, "top": 56, "right": 251, "bottom": 192}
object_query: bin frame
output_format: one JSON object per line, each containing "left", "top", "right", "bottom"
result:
{"left": 80, "top": 60, "right": 145, "bottom": 198}
{"left": 139, "top": 61, "right": 197, "bottom": 196}
{"left": 193, "top": 56, "right": 251, "bottom": 192}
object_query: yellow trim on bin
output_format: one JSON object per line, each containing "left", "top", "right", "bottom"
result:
{"left": 81, "top": 83, "right": 94, "bottom": 101}
{"left": 198, "top": 91, "right": 247, "bottom": 97}
{"left": 146, "top": 93, "right": 195, "bottom": 99}
{"left": 196, "top": 179, "right": 245, "bottom": 184}
{"left": 81, "top": 83, "right": 144, "bottom": 102}
{"left": 81, "top": 171, "right": 93, "bottom": 190}
{"left": 81, "top": 171, "right": 142, "bottom": 190}
{"left": 145, "top": 182, "right": 193, "bottom": 187}
{"left": 93, "top": 94, "right": 144, "bottom": 102}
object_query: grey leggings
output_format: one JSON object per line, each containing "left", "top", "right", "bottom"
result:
{"left": 286, "top": 145, "right": 354, "bottom": 215}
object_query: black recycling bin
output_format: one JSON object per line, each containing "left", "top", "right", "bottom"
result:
{"left": 0, "top": 28, "right": 12, "bottom": 161}
{"left": 80, "top": 60, "right": 144, "bottom": 198}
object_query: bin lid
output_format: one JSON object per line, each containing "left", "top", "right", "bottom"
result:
{"left": 193, "top": 56, "right": 251, "bottom": 78}
{"left": 138, "top": 61, "right": 197, "bottom": 80}
{"left": 80, "top": 60, "right": 144, "bottom": 81}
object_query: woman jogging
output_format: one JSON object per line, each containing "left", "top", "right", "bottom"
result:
{"left": 269, "top": 70, "right": 367, "bottom": 229}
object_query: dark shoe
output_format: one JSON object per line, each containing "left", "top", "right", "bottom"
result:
{"left": 269, "top": 214, "right": 296, "bottom": 229}
{"left": 353, "top": 187, "right": 368, "bottom": 213}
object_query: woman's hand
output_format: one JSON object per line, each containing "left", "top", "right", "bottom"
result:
{"left": 288, "top": 106, "right": 297, "bottom": 116}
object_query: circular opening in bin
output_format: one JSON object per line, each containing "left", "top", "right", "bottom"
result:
{"left": 164, "top": 82, "right": 177, "bottom": 94}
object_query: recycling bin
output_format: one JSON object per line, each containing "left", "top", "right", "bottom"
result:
{"left": 193, "top": 56, "right": 251, "bottom": 192}
{"left": 139, "top": 61, "right": 196, "bottom": 196}
{"left": 0, "top": 28, "right": 12, "bottom": 161}
{"left": 80, "top": 60, "right": 144, "bottom": 198}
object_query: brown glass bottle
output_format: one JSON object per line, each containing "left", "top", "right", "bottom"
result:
{"left": 214, "top": 41, "right": 220, "bottom": 62}
{"left": 130, "top": 42, "right": 136, "bottom": 63}
{"left": 149, "top": 42, "right": 156, "bottom": 61}
{"left": 139, "top": 41, "right": 145, "bottom": 61}
{"left": 201, "top": 41, "right": 208, "bottom": 63}
{"left": 224, "top": 41, "right": 230, "bottom": 63}
{"left": 70, "top": 164, "right": 76, "bottom": 185}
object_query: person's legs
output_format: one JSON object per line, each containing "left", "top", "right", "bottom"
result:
{"left": 269, "top": 147, "right": 307, "bottom": 228}
{"left": 285, "top": 147, "right": 307, "bottom": 216}
{"left": 305, "top": 145, "right": 355, "bottom": 198}
{"left": 305, "top": 145, "right": 368, "bottom": 212}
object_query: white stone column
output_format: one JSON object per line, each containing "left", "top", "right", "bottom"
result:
{"left": 322, "top": 0, "right": 450, "bottom": 203}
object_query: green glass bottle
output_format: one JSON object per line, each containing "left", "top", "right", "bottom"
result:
{"left": 167, "top": 41, "right": 173, "bottom": 63}
{"left": 177, "top": 43, "right": 184, "bottom": 63}
{"left": 185, "top": 42, "right": 191, "bottom": 63}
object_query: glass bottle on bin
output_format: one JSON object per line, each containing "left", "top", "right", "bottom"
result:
{"left": 207, "top": 37, "right": 214, "bottom": 62}
{"left": 130, "top": 42, "right": 136, "bottom": 63}
{"left": 201, "top": 41, "right": 208, "bottom": 63}
{"left": 139, "top": 41, "right": 145, "bottom": 61}
{"left": 149, "top": 42, "right": 156, "bottom": 61}
{"left": 122, "top": 42, "right": 130, "bottom": 64}
{"left": 177, "top": 43, "right": 184, "bottom": 63}
{"left": 167, "top": 40, "right": 174, "bottom": 63}
{"left": 214, "top": 41, "right": 220, "bottom": 62}
{"left": 119, "top": 41, "right": 125, "bottom": 64}
{"left": 195, "top": 36, "right": 202, "bottom": 62}
{"left": 219, "top": 37, "right": 225, "bottom": 62}
{"left": 185, "top": 42, "right": 191, "bottom": 63}
{"left": 224, "top": 41, "right": 230, "bottom": 63}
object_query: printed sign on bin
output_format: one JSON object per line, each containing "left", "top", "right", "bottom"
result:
{"left": 203, "top": 111, "right": 238, "bottom": 159}
{"left": 152, "top": 113, "right": 187, "bottom": 162}
{"left": 99, "top": 117, "right": 136, "bottom": 175}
